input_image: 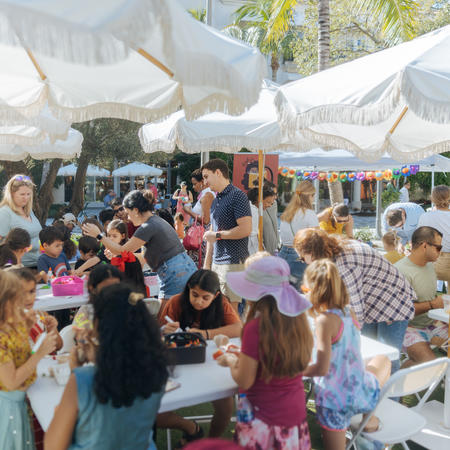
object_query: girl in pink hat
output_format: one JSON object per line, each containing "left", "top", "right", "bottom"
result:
{"left": 223, "top": 256, "right": 314, "bottom": 449}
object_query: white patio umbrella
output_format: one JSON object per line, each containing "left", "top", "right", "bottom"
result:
{"left": 275, "top": 26, "right": 450, "bottom": 162}
{"left": 0, "top": 1, "right": 266, "bottom": 123}
{"left": 0, "top": 128, "right": 82, "bottom": 161}
{"left": 139, "top": 80, "right": 315, "bottom": 250}
{"left": 0, "top": 0, "right": 164, "bottom": 65}
{"left": 112, "top": 162, "right": 162, "bottom": 191}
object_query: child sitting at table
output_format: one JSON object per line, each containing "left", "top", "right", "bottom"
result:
{"left": 74, "top": 236, "right": 102, "bottom": 275}
{"left": 0, "top": 271, "right": 58, "bottom": 450}
{"left": 303, "top": 260, "right": 391, "bottom": 450}
{"left": 158, "top": 269, "right": 241, "bottom": 443}
{"left": 45, "top": 284, "right": 168, "bottom": 449}
{"left": 219, "top": 256, "right": 314, "bottom": 450}
{"left": 382, "top": 230, "right": 404, "bottom": 264}
{"left": 0, "top": 227, "right": 31, "bottom": 269}
{"left": 37, "top": 226, "right": 72, "bottom": 278}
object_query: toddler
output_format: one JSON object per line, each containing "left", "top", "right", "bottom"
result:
{"left": 175, "top": 212, "right": 185, "bottom": 239}
{"left": 0, "top": 227, "right": 31, "bottom": 269}
{"left": 74, "top": 236, "right": 102, "bottom": 275}
{"left": 37, "top": 226, "right": 71, "bottom": 277}
{"left": 382, "top": 230, "right": 404, "bottom": 264}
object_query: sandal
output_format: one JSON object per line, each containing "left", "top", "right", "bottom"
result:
{"left": 176, "top": 421, "right": 204, "bottom": 448}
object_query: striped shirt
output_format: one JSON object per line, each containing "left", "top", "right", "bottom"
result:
{"left": 335, "top": 241, "right": 416, "bottom": 324}
{"left": 211, "top": 183, "right": 251, "bottom": 264}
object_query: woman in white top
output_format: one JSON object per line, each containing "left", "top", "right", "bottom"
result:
{"left": 0, "top": 174, "right": 42, "bottom": 268}
{"left": 182, "top": 169, "right": 215, "bottom": 225}
{"left": 417, "top": 185, "right": 450, "bottom": 283}
{"left": 279, "top": 180, "right": 318, "bottom": 287}
{"left": 246, "top": 184, "right": 277, "bottom": 255}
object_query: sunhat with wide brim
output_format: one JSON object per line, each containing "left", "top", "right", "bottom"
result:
{"left": 226, "top": 256, "right": 311, "bottom": 317}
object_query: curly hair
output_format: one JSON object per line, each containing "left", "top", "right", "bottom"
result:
{"left": 294, "top": 228, "right": 343, "bottom": 261}
{"left": 123, "top": 190, "right": 154, "bottom": 213}
{"left": 178, "top": 270, "right": 225, "bottom": 331}
{"left": 431, "top": 185, "right": 450, "bottom": 209}
{"left": 93, "top": 284, "right": 169, "bottom": 407}
{"left": 0, "top": 271, "right": 22, "bottom": 327}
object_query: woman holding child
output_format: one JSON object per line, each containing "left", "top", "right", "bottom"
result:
{"left": 0, "top": 175, "right": 42, "bottom": 268}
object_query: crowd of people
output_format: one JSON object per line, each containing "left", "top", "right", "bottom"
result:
{"left": 0, "top": 166, "right": 448, "bottom": 449}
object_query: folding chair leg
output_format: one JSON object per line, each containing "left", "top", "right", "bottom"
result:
{"left": 166, "top": 429, "right": 172, "bottom": 450}
{"left": 401, "top": 442, "right": 410, "bottom": 450}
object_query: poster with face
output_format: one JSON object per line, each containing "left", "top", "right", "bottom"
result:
{"left": 232, "top": 154, "right": 279, "bottom": 193}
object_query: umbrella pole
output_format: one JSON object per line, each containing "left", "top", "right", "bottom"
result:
{"left": 258, "top": 150, "right": 265, "bottom": 251}
{"left": 389, "top": 106, "right": 408, "bottom": 135}
{"left": 137, "top": 48, "right": 174, "bottom": 78}
{"left": 25, "top": 49, "right": 47, "bottom": 80}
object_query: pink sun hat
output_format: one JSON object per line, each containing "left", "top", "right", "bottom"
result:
{"left": 226, "top": 256, "right": 311, "bottom": 317}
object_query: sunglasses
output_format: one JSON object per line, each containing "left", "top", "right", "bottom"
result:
{"left": 334, "top": 216, "right": 349, "bottom": 223}
{"left": 427, "top": 242, "right": 443, "bottom": 252}
{"left": 13, "top": 175, "right": 32, "bottom": 182}
{"left": 114, "top": 206, "right": 124, "bottom": 213}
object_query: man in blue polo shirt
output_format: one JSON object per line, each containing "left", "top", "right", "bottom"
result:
{"left": 202, "top": 159, "right": 252, "bottom": 312}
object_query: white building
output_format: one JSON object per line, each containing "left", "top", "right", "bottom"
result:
{"left": 176, "top": 0, "right": 304, "bottom": 84}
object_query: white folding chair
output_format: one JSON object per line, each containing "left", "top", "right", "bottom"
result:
{"left": 57, "top": 325, "right": 76, "bottom": 354}
{"left": 347, "top": 357, "right": 449, "bottom": 450}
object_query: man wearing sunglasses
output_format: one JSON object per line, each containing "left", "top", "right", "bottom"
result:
{"left": 383, "top": 201, "right": 425, "bottom": 245}
{"left": 394, "top": 226, "right": 446, "bottom": 368}
{"left": 111, "top": 198, "right": 139, "bottom": 237}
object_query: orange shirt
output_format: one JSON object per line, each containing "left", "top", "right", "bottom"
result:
{"left": 160, "top": 293, "right": 240, "bottom": 328}
{"left": 175, "top": 220, "right": 185, "bottom": 239}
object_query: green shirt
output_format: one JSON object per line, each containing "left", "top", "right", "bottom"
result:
{"left": 394, "top": 257, "right": 436, "bottom": 328}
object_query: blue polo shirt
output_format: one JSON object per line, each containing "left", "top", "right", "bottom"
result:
{"left": 382, "top": 202, "right": 425, "bottom": 244}
{"left": 211, "top": 183, "right": 251, "bottom": 264}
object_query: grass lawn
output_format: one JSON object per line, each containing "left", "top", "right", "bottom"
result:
{"left": 155, "top": 380, "right": 444, "bottom": 449}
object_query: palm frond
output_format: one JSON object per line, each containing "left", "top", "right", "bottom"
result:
{"left": 355, "top": 0, "right": 420, "bottom": 41}
{"left": 267, "top": 0, "right": 298, "bottom": 44}
{"left": 234, "top": 0, "right": 271, "bottom": 24}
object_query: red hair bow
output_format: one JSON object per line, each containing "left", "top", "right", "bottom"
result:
{"left": 110, "top": 251, "right": 136, "bottom": 272}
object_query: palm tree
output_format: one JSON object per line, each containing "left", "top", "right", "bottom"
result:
{"left": 187, "top": 8, "right": 207, "bottom": 23}
{"left": 269, "top": 0, "right": 419, "bottom": 203}
{"left": 232, "top": 0, "right": 298, "bottom": 81}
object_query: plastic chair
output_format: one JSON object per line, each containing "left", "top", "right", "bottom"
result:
{"left": 58, "top": 325, "right": 76, "bottom": 354}
{"left": 347, "top": 357, "right": 449, "bottom": 450}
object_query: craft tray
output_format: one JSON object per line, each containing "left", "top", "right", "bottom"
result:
{"left": 165, "top": 332, "right": 207, "bottom": 365}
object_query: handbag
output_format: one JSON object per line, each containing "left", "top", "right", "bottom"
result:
{"left": 183, "top": 218, "right": 204, "bottom": 251}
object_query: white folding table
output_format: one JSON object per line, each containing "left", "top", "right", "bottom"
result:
{"left": 34, "top": 285, "right": 89, "bottom": 312}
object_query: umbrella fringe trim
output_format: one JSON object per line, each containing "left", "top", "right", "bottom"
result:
{"left": 0, "top": 131, "right": 47, "bottom": 146}
{"left": 0, "top": 87, "right": 48, "bottom": 122}
{"left": 301, "top": 128, "right": 450, "bottom": 164}
{"left": 0, "top": 0, "right": 166, "bottom": 66}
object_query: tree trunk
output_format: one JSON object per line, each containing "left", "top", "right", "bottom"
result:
{"left": 328, "top": 180, "right": 344, "bottom": 205}
{"left": 318, "top": 0, "right": 330, "bottom": 71}
{"left": 1, "top": 161, "right": 30, "bottom": 180}
{"left": 69, "top": 150, "right": 90, "bottom": 216}
{"left": 35, "top": 159, "right": 63, "bottom": 225}
{"left": 270, "top": 53, "right": 280, "bottom": 81}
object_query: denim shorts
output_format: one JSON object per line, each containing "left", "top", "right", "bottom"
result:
{"left": 156, "top": 252, "right": 197, "bottom": 300}
{"left": 278, "top": 246, "right": 306, "bottom": 288}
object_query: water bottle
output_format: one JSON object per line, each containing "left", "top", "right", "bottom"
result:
{"left": 47, "top": 268, "right": 53, "bottom": 286}
{"left": 236, "top": 393, "right": 254, "bottom": 423}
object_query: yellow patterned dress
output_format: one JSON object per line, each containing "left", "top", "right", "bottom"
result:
{"left": 0, "top": 322, "right": 36, "bottom": 449}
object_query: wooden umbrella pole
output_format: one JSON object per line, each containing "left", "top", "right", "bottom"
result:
{"left": 389, "top": 106, "right": 408, "bottom": 135}
{"left": 137, "top": 48, "right": 174, "bottom": 78}
{"left": 25, "top": 48, "right": 47, "bottom": 81}
{"left": 258, "top": 150, "right": 264, "bottom": 251}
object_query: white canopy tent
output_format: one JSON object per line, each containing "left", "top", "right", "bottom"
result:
{"left": 58, "top": 164, "right": 110, "bottom": 202}
{"left": 112, "top": 162, "right": 162, "bottom": 191}
{"left": 275, "top": 26, "right": 450, "bottom": 163}
{"left": 0, "top": 0, "right": 266, "bottom": 124}
{"left": 0, "top": 128, "right": 82, "bottom": 162}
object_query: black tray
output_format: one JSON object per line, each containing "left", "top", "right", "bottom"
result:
{"left": 165, "top": 332, "right": 207, "bottom": 365}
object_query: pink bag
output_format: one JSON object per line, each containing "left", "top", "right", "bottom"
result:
{"left": 183, "top": 218, "right": 204, "bottom": 251}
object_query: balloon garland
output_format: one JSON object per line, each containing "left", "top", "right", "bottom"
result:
{"left": 278, "top": 165, "right": 419, "bottom": 182}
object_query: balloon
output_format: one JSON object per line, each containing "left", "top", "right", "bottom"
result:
{"left": 375, "top": 171, "right": 384, "bottom": 181}
{"left": 288, "top": 169, "right": 296, "bottom": 177}
{"left": 339, "top": 173, "right": 348, "bottom": 182}
{"left": 365, "top": 171, "right": 374, "bottom": 181}
{"left": 401, "top": 165, "right": 410, "bottom": 176}
{"left": 392, "top": 168, "right": 401, "bottom": 179}
{"left": 303, "top": 171, "right": 311, "bottom": 180}
{"left": 318, "top": 172, "right": 327, "bottom": 181}
{"left": 282, "top": 168, "right": 288, "bottom": 175}
{"left": 327, "top": 172, "right": 338, "bottom": 183}
{"left": 410, "top": 165, "right": 420, "bottom": 175}
{"left": 347, "top": 172, "right": 356, "bottom": 182}
{"left": 310, "top": 171, "right": 319, "bottom": 180}
{"left": 356, "top": 171, "right": 365, "bottom": 181}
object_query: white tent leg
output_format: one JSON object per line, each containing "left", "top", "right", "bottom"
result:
{"left": 93, "top": 176, "right": 96, "bottom": 202}
{"left": 314, "top": 178, "right": 320, "bottom": 213}
{"left": 376, "top": 180, "right": 383, "bottom": 238}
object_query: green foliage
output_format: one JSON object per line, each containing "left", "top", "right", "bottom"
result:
{"left": 354, "top": 226, "right": 377, "bottom": 243}
{"left": 372, "top": 186, "right": 400, "bottom": 209}
{"left": 188, "top": 8, "right": 206, "bottom": 23}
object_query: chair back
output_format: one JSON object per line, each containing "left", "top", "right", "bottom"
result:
{"left": 381, "top": 358, "right": 448, "bottom": 406}
{"left": 58, "top": 325, "right": 76, "bottom": 354}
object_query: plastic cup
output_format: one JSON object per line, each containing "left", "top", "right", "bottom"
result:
{"left": 443, "top": 294, "right": 450, "bottom": 314}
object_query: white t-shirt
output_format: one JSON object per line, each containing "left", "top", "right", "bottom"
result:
{"left": 417, "top": 210, "right": 450, "bottom": 252}
{"left": 248, "top": 203, "right": 259, "bottom": 255}
{"left": 280, "top": 208, "right": 319, "bottom": 246}
{"left": 192, "top": 187, "right": 215, "bottom": 216}
{"left": 399, "top": 186, "right": 409, "bottom": 203}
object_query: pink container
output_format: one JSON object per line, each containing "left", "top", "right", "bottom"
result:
{"left": 51, "top": 276, "right": 84, "bottom": 296}
{"left": 144, "top": 274, "right": 159, "bottom": 287}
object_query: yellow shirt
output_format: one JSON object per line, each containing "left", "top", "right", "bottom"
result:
{"left": 0, "top": 322, "right": 36, "bottom": 391}
{"left": 319, "top": 207, "right": 345, "bottom": 235}
{"left": 384, "top": 250, "right": 404, "bottom": 264}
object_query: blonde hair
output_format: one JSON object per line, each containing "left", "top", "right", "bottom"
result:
{"left": 382, "top": 230, "right": 401, "bottom": 251}
{"left": 244, "top": 251, "right": 271, "bottom": 268}
{"left": 304, "top": 259, "right": 349, "bottom": 316}
{"left": 245, "top": 296, "right": 313, "bottom": 382}
{"left": 0, "top": 271, "right": 23, "bottom": 327}
{"left": 280, "top": 180, "right": 315, "bottom": 223}
{"left": 0, "top": 175, "right": 35, "bottom": 216}
{"left": 431, "top": 185, "right": 450, "bottom": 209}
